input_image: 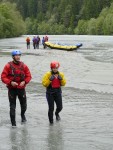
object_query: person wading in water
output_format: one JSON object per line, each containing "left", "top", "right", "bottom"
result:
{"left": 42, "top": 61, "right": 66, "bottom": 125}
{"left": 1, "top": 50, "right": 32, "bottom": 127}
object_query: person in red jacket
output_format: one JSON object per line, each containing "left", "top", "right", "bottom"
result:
{"left": 1, "top": 50, "right": 32, "bottom": 127}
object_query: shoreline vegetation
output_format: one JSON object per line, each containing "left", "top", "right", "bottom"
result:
{"left": 1, "top": 0, "right": 113, "bottom": 39}
{"left": 0, "top": 2, "right": 26, "bottom": 39}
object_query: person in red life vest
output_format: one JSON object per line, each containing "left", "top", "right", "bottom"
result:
{"left": 44, "top": 35, "right": 49, "bottom": 42}
{"left": 26, "top": 35, "right": 30, "bottom": 49}
{"left": 44, "top": 35, "right": 49, "bottom": 49}
{"left": 42, "top": 61, "right": 66, "bottom": 124}
{"left": 1, "top": 50, "right": 32, "bottom": 127}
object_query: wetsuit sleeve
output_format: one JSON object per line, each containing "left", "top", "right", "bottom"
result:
{"left": 24, "top": 65, "right": 32, "bottom": 84}
{"left": 1, "top": 64, "right": 11, "bottom": 85}
{"left": 59, "top": 72, "right": 66, "bottom": 86}
{"left": 42, "top": 72, "right": 51, "bottom": 87}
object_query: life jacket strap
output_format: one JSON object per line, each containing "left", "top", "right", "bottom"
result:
{"left": 8, "top": 61, "right": 25, "bottom": 81}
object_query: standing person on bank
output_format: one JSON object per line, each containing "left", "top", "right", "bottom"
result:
{"left": 26, "top": 35, "right": 30, "bottom": 49}
{"left": 44, "top": 35, "right": 49, "bottom": 42}
{"left": 42, "top": 61, "right": 66, "bottom": 124}
{"left": 42, "top": 37, "right": 46, "bottom": 49}
{"left": 1, "top": 50, "right": 32, "bottom": 127}
{"left": 32, "top": 35, "right": 37, "bottom": 49}
{"left": 36, "top": 35, "right": 40, "bottom": 49}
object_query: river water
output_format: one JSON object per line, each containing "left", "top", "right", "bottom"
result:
{"left": 0, "top": 35, "right": 113, "bottom": 150}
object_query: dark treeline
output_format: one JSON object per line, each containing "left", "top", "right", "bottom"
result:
{"left": 1, "top": 0, "right": 113, "bottom": 37}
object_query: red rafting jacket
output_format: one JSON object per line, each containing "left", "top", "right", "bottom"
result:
{"left": 1, "top": 61, "right": 32, "bottom": 89}
{"left": 51, "top": 76, "right": 61, "bottom": 88}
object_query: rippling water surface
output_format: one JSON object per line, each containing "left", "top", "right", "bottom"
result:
{"left": 0, "top": 35, "right": 113, "bottom": 150}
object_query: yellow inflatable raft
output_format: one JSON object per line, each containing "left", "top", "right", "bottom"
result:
{"left": 45, "top": 42, "right": 82, "bottom": 51}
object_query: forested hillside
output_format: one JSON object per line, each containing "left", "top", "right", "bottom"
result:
{"left": 0, "top": 0, "right": 113, "bottom": 38}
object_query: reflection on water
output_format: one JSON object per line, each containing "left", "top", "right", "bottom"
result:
{"left": 47, "top": 123, "right": 63, "bottom": 150}
{"left": 9, "top": 126, "right": 31, "bottom": 150}
{"left": 0, "top": 81, "right": 113, "bottom": 150}
{"left": 9, "top": 125, "right": 36, "bottom": 150}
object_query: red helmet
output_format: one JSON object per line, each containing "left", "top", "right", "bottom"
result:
{"left": 50, "top": 61, "right": 60, "bottom": 69}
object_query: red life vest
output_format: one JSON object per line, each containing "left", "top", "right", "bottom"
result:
{"left": 51, "top": 76, "right": 60, "bottom": 88}
{"left": 8, "top": 61, "right": 25, "bottom": 82}
{"left": 44, "top": 36, "right": 48, "bottom": 42}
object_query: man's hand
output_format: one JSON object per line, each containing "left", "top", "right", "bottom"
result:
{"left": 11, "top": 81, "right": 18, "bottom": 87}
{"left": 19, "top": 81, "right": 25, "bottom": 87}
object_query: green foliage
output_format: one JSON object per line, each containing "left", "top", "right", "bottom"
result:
{"left": 74, "top": 20, "right": 88, "bottom": 35}
{"left": 0, "top": 2, "right": 26, "bottom": 38}
{"left": 1, "top": 0, "right": 113, "bottom": 35}
{"left": 96, "top": 16, "right": 104, "bottom": 35}
{"left": 87, "top": 18, "right": 97, "bottom": 35}
{"left": 75, "top": 2, "right": 113, "bottom": 35}
{"left": 103, "top": 13, "right": 113, "bottom": 35}
{"left": 80, "top": 0, "right": 112, "bottom": 20}
{"left": 25, "top": 19, "right": 67, "bottom": 35}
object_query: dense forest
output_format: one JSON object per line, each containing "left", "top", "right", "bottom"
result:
{"left": 0, "top": 0, "right": 113, "bottom": 38}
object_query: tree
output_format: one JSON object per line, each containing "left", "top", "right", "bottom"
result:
{"left": 0, "top": 2, "right": 26, "bottom": 38}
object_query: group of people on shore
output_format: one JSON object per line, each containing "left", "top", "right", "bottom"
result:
{"left": 26, "top": 35, "right": 49, "bottom": 49}
{"left": 1, "top": 50, "right": 66, "bottom": 127}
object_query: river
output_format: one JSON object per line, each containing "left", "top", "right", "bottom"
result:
{"left": 0, "top": 35, "right": 113, "bottom": 150}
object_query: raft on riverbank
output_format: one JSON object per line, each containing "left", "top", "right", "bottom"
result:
{"left": 45, "top": 42, "right": 82, "bottom": 51}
